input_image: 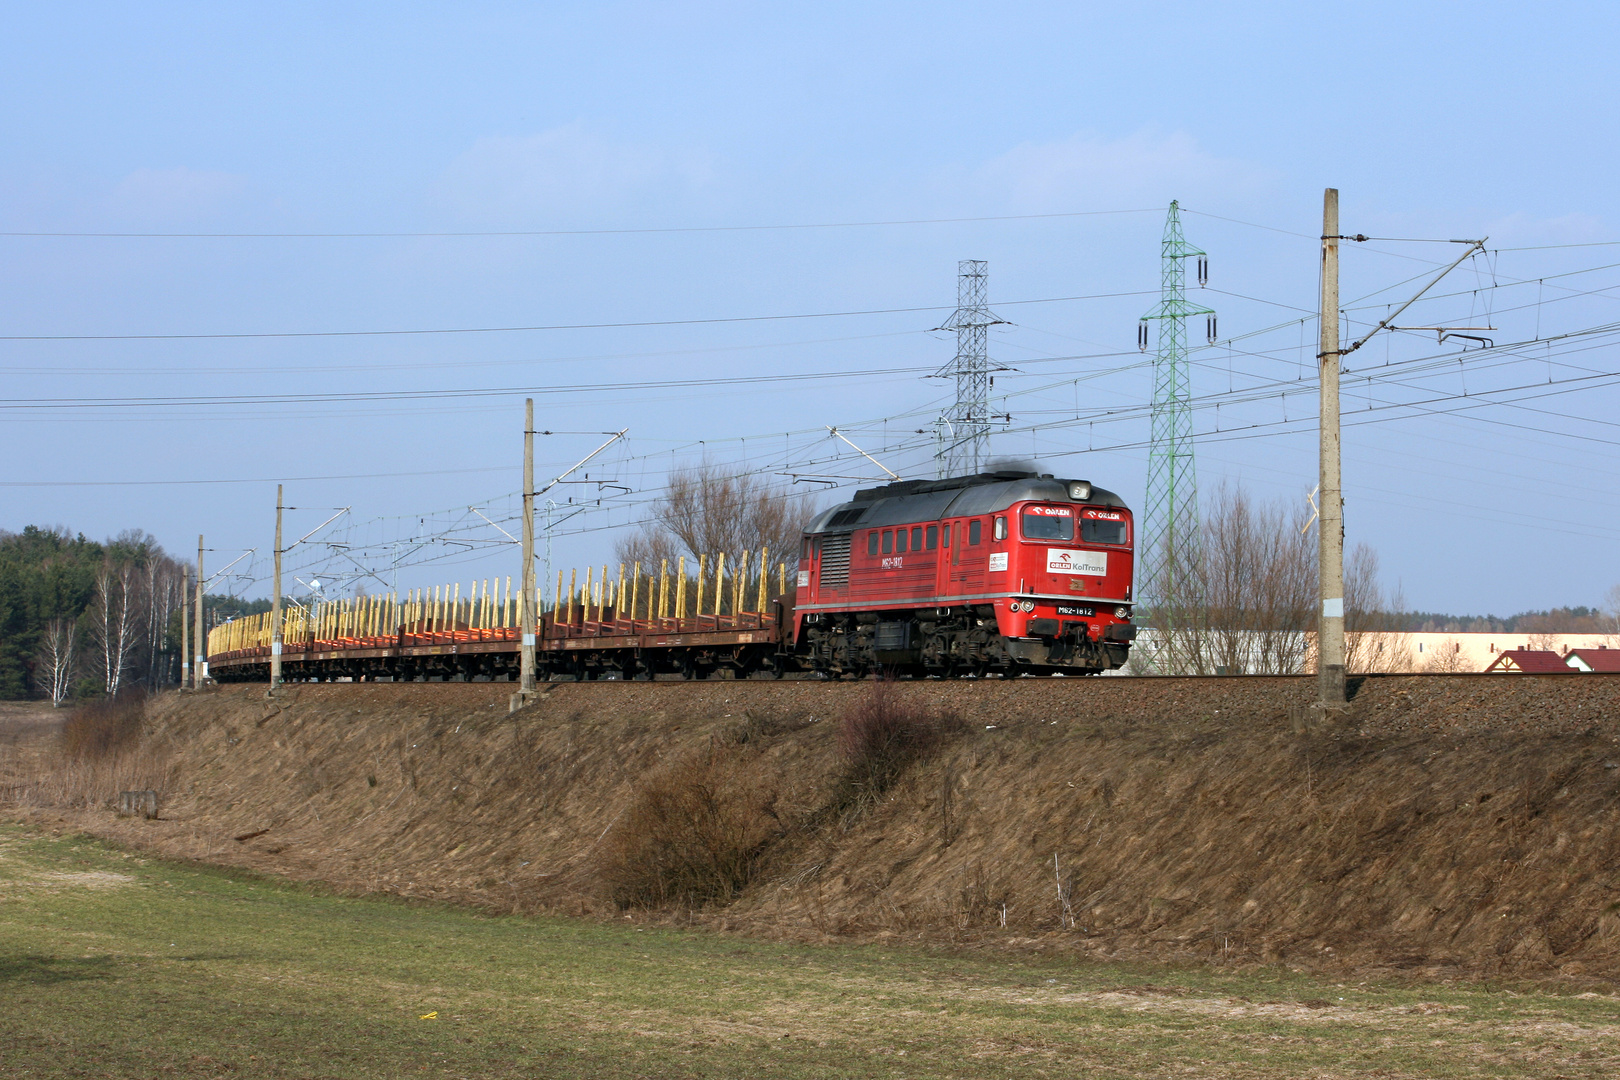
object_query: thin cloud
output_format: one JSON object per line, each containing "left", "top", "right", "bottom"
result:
{"left": 434, "top": 122, "right": 717, "bottom": 224}
{"left": 974, "top": 130, "right": 1273, "bottom": 210}
{"left": 108, "top": 167, "right": 248, "bottom": 222}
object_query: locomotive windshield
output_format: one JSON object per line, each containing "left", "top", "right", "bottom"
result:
{"left": 1080, "top": 516, "right": 1128, "bottom": 545}
{"left": 1021, "top": 506, "right": 1074, "bottom": 541}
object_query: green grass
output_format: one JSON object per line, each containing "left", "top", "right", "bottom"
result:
{"left": 1, "top": 823, "right": 1616, "bottom": 1078}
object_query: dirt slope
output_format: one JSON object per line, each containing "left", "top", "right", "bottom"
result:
{"left": 19, "top": 675, "right": 1620, "bottom": 983}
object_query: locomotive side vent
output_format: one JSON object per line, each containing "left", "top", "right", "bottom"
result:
{"left": 818, "top": 533, "right": 852, "bottom": 589}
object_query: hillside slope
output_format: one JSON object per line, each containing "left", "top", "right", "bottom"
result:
{"left": 20, "top": 675, "right": 1620, "bottom": 982}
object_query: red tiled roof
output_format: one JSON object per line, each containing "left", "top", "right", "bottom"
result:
{"left": 1483, "top": 649, "right": 1575, "bottom": 673}
{"left": 1565, "top": 648, "right": 1620, "bottom": 673}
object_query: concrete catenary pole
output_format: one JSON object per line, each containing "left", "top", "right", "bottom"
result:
{"left": 195, "top": 535, "right": 206, "bottom": 687}
{"left": 518, "top": 398, "right": 537, "bottom": 699}
{"left": 270, "top": 485, "right": 283, "bottom": 692}
{"left": 1318, "top": 188, "right": 1346, "bottom": 705}
{"left": 180, "top": 566, "right": 190, "bottom": 690}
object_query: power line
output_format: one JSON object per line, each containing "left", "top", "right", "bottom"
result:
{"left": 0, "top": 290, "right": 1155, "bottom": 343}
{"left": 0, "top": 365, "right": 941, "bottom": 411}
{"left": 0, "top": 207, "right": 1160, "bottom": 240}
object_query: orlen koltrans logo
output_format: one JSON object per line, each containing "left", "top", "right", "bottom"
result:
{"left": 1046, "top": 547, "right": 1108, "bottom": 576}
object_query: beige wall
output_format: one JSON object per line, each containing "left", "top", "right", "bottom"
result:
{"left": 1354, "top": 632, "right": 1620, "bottom": 673}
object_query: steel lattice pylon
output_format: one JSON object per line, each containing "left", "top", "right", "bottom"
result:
{"left": 934, "top": 260, "right": 1005, "bottom": 477}
{"left": 1138, "top": 202, "right": 1214, "bottom": 673}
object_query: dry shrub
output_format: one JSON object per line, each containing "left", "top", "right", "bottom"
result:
{"left": 60, "top": 692, "right": 147, "bottom": 760}
{"left": 0, "top": 693, "right": 171, "bottom": 811}
{"left": 835, "top": 679, "right": 959, "bottom": 810}
{"left": 599, "top": 745, "right": 784, "bottom": 909}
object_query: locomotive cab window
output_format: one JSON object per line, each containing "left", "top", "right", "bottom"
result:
{"left": 941, "top": 523, "right": 951, "bottom": 547}
{"left": 968, "top": 520, "right": 982, "bottom": 545}
{"left": 1021, "top": 506, "right": 1075, "bottom": 542}
{"left": 925, "top": 525, "right": 938, "bottom": 550}
{"left": 1080, "top": 517, "right": 1129, "bottom": 545}
{"left": 993, "top": 516, "right": 1007, "bottom": 542}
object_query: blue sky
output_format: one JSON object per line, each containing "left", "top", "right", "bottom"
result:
{"left": 3, "top": 2, "right": 1617, "bottom": 616}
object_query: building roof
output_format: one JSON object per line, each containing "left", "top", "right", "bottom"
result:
{"left": 1565, "top": 648, "right": 1620, "bottom": 673}
{"left": 1483, "top": 649, "right": 1575, "bottom": 673}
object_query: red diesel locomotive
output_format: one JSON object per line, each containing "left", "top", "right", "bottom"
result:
{"left": 792, "top": 469, "right": 1136, "bottom": 676}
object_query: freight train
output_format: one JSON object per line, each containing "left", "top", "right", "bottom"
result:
{"left": 205, "top": 468, "right": 1135, "bottom": 681}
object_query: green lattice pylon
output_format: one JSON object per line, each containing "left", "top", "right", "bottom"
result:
{"left": 1138, "top": 201, "right": 1214, "bottom": 674}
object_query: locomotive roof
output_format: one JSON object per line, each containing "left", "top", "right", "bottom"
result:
{"left": 804, "top": 470, "right": 1127, "bottom": 534}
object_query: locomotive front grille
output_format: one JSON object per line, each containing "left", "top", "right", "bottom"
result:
{"left": 818, "top": 533, "right": 852, "bottom": 589}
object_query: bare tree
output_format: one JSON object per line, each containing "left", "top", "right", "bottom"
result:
{"left": 1524, "top": 628, "right": 1561, "bottom": 653}
{"left": 1194, "top": 482, "right": 1317, "bottom": 674}
{"left": 1422, "top": 636, "right": 1472, "bottom": 672}
{"left": 1344, "top": 544, "right": 1413, "bottom": 673}
{"left": 613, "top": 523, "right": 684, "bottom": 575}
{"left": 1599, "top": 583, "right": 1620, "bottom": 646}
{"left": 1137, "top": 526, "right": 1210, "bottom": 675}
{"left": 620, "top": 461, "right": 818, "bottom": 581}
{"left": 35, "top": 618, "right": 78, "bottom": 706}
{"left": 139, "top": 551, "right": 185, "bottom": 687}
{"left": 88, "top": 559, "right": 145, "bottom": 697}
{"left": 1145, "top": 484, "right": 1403, "bottom": 676}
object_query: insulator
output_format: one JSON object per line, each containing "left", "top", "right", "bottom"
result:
{"left": 1197, "top": 256, "right": 1208, "bottom": 286}
{"left": 1137, "top": 321, "right": 1149, "bottom": 352}
{"left": 1206, "top": 315, "right": 1218, "bottom": 343}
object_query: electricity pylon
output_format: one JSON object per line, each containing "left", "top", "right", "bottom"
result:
{"left": 1138, "top": 201, "right": 1215, "bottom": 673}
{"left": 934, "top": 260, "right": 1005, "bottom": 477}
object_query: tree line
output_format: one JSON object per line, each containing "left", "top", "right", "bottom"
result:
{"left": 0, "top": 526, "right": 255, "bottom": 703}
{"left": 1388, "top": 604, "right": 1620, "bottom": 635}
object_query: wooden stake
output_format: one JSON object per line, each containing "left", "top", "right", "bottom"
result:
{"left": 676, "top": 556, "right": 687, "bottom": 620}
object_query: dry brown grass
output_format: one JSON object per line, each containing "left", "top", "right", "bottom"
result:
{"left": 833, "top": 679, "right": 961, "bottom": 813}
{"left": 60, "top": 693, "right": 146, "bottom": 759}
{"left": 12, "top": 676, "right": 1620, "bottom": 986}
{"left": 0, "top": 694, "right": 173, "bottom": 812}
{"left": 599, "top": 742, "right": 787, "bottom": 908}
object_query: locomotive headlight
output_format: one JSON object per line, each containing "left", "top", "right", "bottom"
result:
{"left": 1115, "top": 606, "right": 1130, "bottom": 620}
{"left": 1068, "top": 481, "right": 1092, "bottom": 501}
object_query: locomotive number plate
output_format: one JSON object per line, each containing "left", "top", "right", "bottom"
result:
{"left": 1055, "top": 605, "right": 1095, "bottom": 617}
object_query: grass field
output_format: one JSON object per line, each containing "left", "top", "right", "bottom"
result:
{"left": 2, "top": 823, "right": 1617, "bottom": 1079}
